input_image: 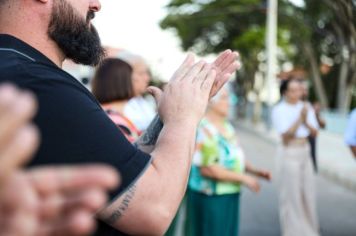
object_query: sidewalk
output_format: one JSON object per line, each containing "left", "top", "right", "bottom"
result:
{"left": 236, "top": 119, "right": 356, "bottom": 193}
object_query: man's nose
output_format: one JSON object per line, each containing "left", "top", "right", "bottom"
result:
{"left": 89, "top": 0, "right": 102, "bottom": 12}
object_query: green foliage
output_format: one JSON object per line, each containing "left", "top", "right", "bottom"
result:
{"left": 160, "top": 0, "right": 356, "bottom": 110}
{"left": 161, "top": 0, "right": 267, "bottom": 53}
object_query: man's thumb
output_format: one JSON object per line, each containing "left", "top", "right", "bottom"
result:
{"left": 147, "top": 86, "right": 163, "bottom": 104}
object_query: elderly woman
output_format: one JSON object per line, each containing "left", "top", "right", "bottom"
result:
{"left": 187, "top": 86, "right": 271, "bottom": 236}
{"left": 92, "top": 58, "right": 141, "bottom": 143}
{"left": 117, "top": 51, "right": 156, "bottom": 132}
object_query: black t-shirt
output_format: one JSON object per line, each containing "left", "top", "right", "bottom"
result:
{"left": 0, "top": 34, "right": 152, "bottom": 235}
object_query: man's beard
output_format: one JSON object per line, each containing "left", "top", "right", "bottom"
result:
{"left": 48, "top": 0, "right": 105, "bottom": 66}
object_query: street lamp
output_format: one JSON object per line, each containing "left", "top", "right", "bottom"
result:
{"left": 265, "top": 0, "right": 278, "bottom": 129}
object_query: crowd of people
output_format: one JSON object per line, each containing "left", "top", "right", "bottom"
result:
{"left": 345, "top": 108, "right": 356, "bottom": 158}
{"left": 0, "top": 0, "right": 240, "bottom": 235}
{"left": 0, "top": 0, "right": 355, "bottom": 236}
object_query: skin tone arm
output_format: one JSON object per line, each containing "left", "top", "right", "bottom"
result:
{"left": 304, "top": 103, "right": 318, "bottom": 138}
{"left": 199, "top": 160, "right": 271, "bottom": 193}
{"left": 316, "top": 114, "right": 326, "bottom": 129}
{"left": 200, "top": 165, "right": 261, "bottom": 193}
{"left": 350, "top": 146, "right": 356, "bottom": 158}
{"left": 245, "top": 160, "right": 271, "bottom": 181}
{"left": 282, "top": 115, "right": 304, "bottom": 145}
{"left": 304, "top": 121, "right": 318, "bottom": 138}
{"left": 282, "top": 104, "right": 318, "bottom": 144}
{"left": 313, "top": 103, "right": 326, "bottom": 129}
{"left": 98, "top": 51, "right": 240, "bottom": 235}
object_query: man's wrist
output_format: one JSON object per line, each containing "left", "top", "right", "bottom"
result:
{"left": 164, "top": 119, "right": 198, "bottom": 131}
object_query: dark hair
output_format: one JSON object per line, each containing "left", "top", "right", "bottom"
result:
{"left": 92, "top": 58, "right": 134, "bottom": 103}
{"left": 279, "top": 78, "right": 300, "bottom": 97}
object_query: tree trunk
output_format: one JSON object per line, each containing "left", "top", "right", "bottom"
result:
{"left": 345, "top": 36, "right": 356, "bottom": 111}
{"left": 345, "top": 65, "right": 356, "bottom": 111}
{"left": 337, "top": 45, "right": 350, "bottom": 113}
{"left": 303, "top": 42, "right": 329, "bottom": 109}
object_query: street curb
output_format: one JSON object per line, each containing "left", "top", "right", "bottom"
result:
{"left": 235, "top": 121, "right": 356, "bottom": 194}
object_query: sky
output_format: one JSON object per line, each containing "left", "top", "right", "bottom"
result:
{"left": 92, "top": 0, "right": 305, "bottom": 82}
{"left": 93, "top": 0, "right": 186, "bottom": 81}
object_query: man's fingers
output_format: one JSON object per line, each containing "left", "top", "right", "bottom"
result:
{"left": 224, "top": 60, "right": 240, "bottom": 74}
{"left": 0, "top": 86, "right": 37, "bottom": 150}
{"left": 209, "top": 73, "right": 231, "bottom": 98}
{"left": 218, "top": 52, "right": 239, "bottom": 75}
{"left": 192, "top": 63, "right": 212, "bottom": 84}
{"left": 146, "top": 86, "right": 163, "bottom": 105}
{"left": 171, "top": 53, "right": 195, "bottom": 81}
{"left": 1, "top": 210, "right": 38, "bottom": 236}
{"left": 28, "top": 165, "right": 120, "bottom": 196}
{"left": 213, "top": 49, "right": 232, "bottom": 67}
{"left": 0, "top": 172, "right": 39, "bottom": 235}
{"left": 201, "top": 69, "right": 217, "bottom": 92}
{"left": 209, "top": 60, "right": 240, "bottom": 98}
{"left": 182, "top": 60, "right": 206, "bottom": 82}
{"left": 39, "top": 210, "right": 96, "bottom": 236}
{"left": 0, "top": 125, "right": 39, "bottom": 184}
{"left": 0, "top": 84, "right": 20, "bottom": 114}
{"left": 0, "top": 84, "right": 38, "bottom": 185}
{"left": 39, "top": 188, "right": 108, "bottom": 220}
{"left": 223, "top": 54, "right": 240, "bottom": 75}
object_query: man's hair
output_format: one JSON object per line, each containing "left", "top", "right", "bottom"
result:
{"left": 92, "top": 58, "right": 134, "bottom": 104}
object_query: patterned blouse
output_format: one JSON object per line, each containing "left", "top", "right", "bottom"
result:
{"left": 189, "top": 119, "right": 246, "bottom": 195}
{"left": 102, "top": 106, "right": 141, "bottom": 143}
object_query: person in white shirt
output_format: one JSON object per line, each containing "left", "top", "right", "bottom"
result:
{"left": 117, "top": 51, "right": 156, "bottom": 131}
{"left": 272, "top": 79, "right": 320, "bottom": 236}
{"left": 345, "top": 108, "right": 356, "bottom": 158}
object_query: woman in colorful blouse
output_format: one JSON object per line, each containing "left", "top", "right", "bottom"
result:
{"left": 187, "top": 86, "right": 271, "bottom": 236}
{"left": 92, "top": 58, "right": 141, "bottom": 143}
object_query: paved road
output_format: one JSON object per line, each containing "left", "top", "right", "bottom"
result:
{"left": 238, "top": 127, "right": 356, "bottom": 236}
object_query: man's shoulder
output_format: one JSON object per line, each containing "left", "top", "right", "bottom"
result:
{"left": 0, "top": 59, "right": 92, "bottom": 99}
{"left": 0, "top": 57, "right": 57, "bottom": 83}
{"left": 1, "top": 59, "right": 68, "bottom": 81}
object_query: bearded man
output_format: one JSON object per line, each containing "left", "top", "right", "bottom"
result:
{"left": 0, "top": 0, "right": 240, "bottom": 235}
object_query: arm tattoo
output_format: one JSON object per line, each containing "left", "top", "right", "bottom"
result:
{"left": 105, "top": 185, "right": 137, "bottom": 224}
{"left": 135, "top": 115, "right": 163, "bottom": 152}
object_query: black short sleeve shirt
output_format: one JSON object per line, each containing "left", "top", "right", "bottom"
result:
{"left": 0, "top": 34, "right": 152, "bottom": 235}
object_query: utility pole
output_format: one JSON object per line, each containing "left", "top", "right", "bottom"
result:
{"left": 266, "top": 0, "right": 278, "bottom": 106}
{"left": 265, "top": 0, "right": 278, "bottom": 129}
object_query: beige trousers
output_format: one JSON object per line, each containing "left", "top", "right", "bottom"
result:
{"left": 276, "top": 142, "right": 320, "bottom": 236}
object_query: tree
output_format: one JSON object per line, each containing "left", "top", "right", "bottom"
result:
{"left": 160, "top": 0, "right": 356, "bottom": 111}
{"left": 280, "top": 0, "right": 356, "bottom": 111}
{"left": 323, "top": 0, "right": 356, "bottom": 112}
{"left": 160, "top": 0, "right": 289, "bottom": 110}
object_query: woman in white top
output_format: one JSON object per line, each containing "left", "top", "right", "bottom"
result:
{"left": 117, "top": 51, "right": 156, "bottom": 131}
{"left": 272, "top": 79, "right": 320, "bottom": 236}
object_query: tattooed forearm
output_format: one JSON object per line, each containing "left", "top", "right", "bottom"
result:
{"left": 135, "top": 115, "right": 163, "bottom": 153}
{"left": 105, "top": 185, "right": 137, "bottom": 224}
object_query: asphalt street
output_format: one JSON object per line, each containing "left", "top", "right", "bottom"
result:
{"left": 238, "top": 127, "right": 356, "bottom": 236}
